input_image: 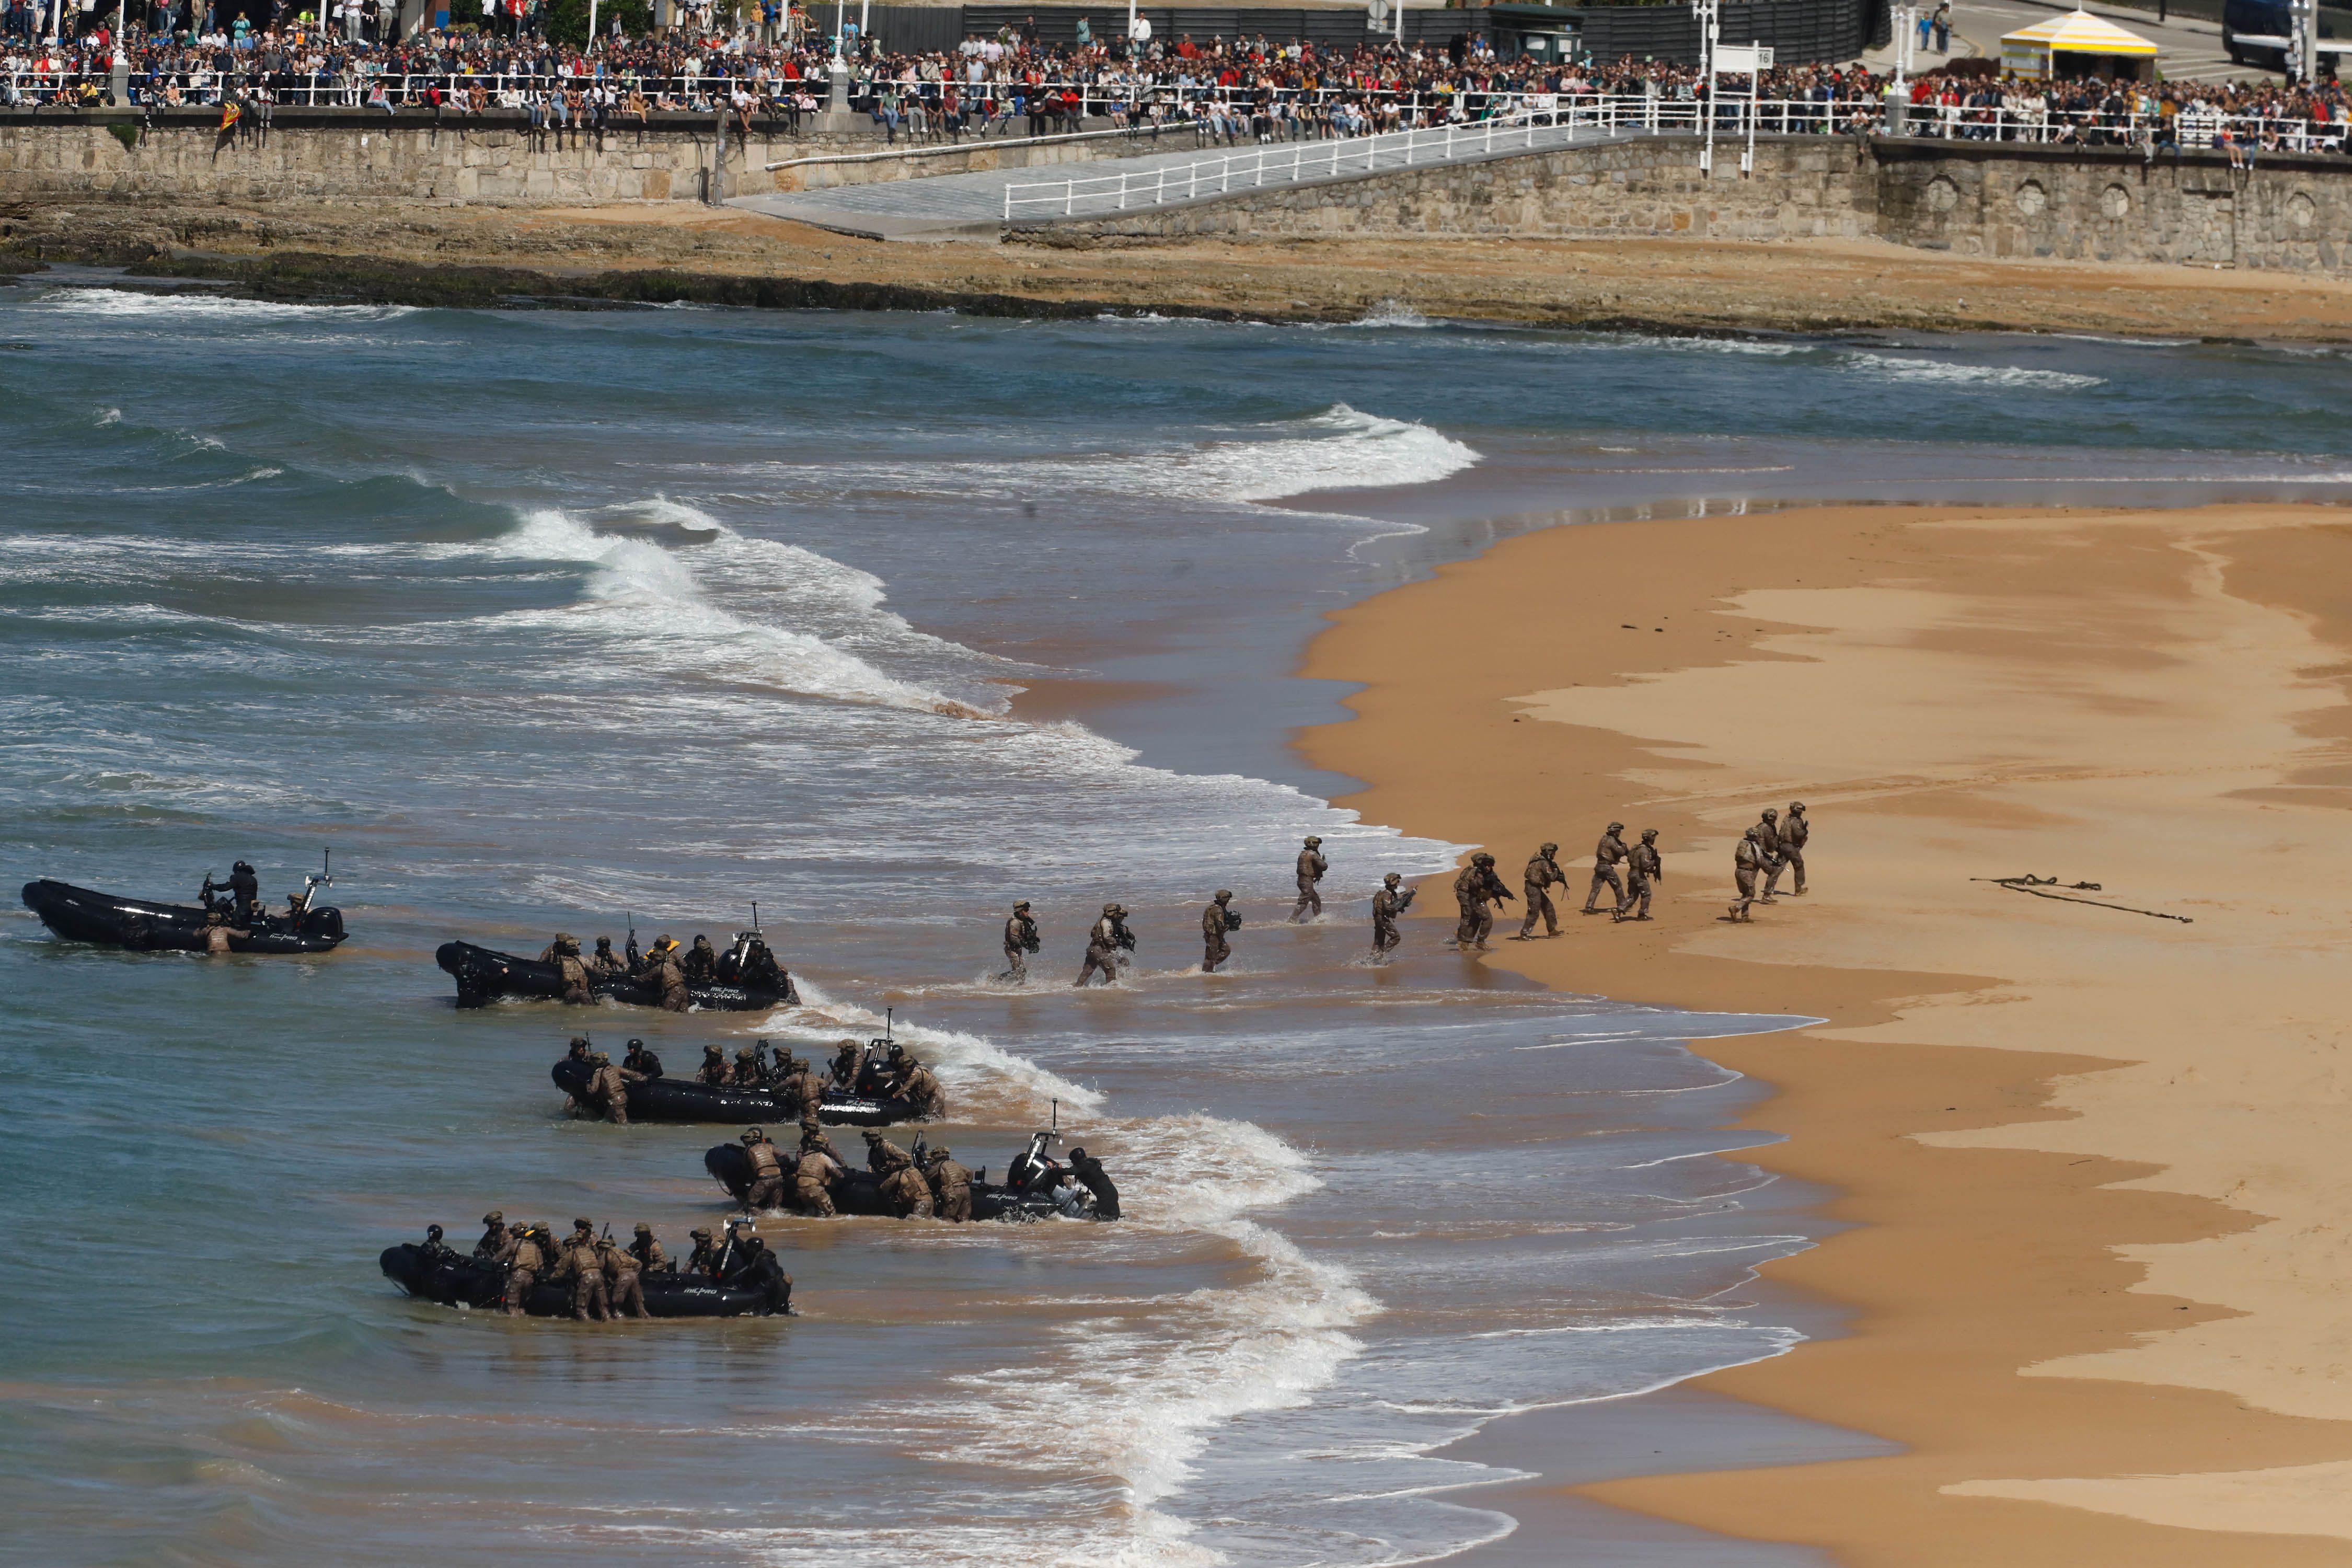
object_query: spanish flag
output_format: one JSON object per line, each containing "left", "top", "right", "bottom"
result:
{"left": 221, "top": 100, "right": 241, "bottom": 131}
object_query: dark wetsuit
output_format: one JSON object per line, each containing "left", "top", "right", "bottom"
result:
{"left": 1067, "top": 1151, "right": 1121, "bottom": 1220}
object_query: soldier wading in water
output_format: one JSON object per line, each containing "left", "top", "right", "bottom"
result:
{"left": 1000, "top": 900, "right": 1041, "bottom": 983}
{"left": 1371, "top": 871, "right": 1415, "bottom": 961}
{"left": 1073, "top": 903, "right": 1135, "bottom": 987}
{"left": 1292, "top": 835, "right": 1328, "bottom": 921}
{"left": 1201, "top": 890, "right": 1239, "bottom": 972}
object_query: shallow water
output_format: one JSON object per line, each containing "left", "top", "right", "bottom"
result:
{"left": 4, "top": 283, "right": 2345, "bottom": 1566}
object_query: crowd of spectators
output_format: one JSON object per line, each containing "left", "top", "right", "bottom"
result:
{"left": 4, "top": 6, "right": 2349, "bottom": 156}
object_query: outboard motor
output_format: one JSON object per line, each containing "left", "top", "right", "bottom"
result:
{"left": 293, "top": 852, "right": 339, "bottom": 940}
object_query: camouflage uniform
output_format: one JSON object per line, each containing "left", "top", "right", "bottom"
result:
{"left": 1585, "top": 826, "right": 1631, "bottom": 914}
{"left": 585, "top": 1054, "right": 631, "bottom": 1125}
{"left": 547, "top": 935, "right": 592, "bottom": 1004}
{"left": 1371, "top": 876, "right": 1413, "bottom": 958}
{"left": 643, "top": 939, "right": 689, "bottom": 1012}
{"left": 794, "top": 1139, "right": 842, "bottom": 1217}
{"left": 1201, "top": 893, "right": 1234, "bottom": 972}
{"left": 1452, "top": 856, "right": 1510, "bottom": 950}
{"left": 1001, "top": 903, "right": 1038, "bottom": 983}
{"left": 1074, "top": 906, "right": 1129, "bottom": 987}
{"left": 927, "top": 1149, "right": 974, "bottom": 1223}
{"left": 883, "top": 1163, "right": 935, "bottom": 1218}
{"left": 1518, "top": 845, "right": 1566, "bottom": 938}
{"left": 1730, "top": 830, "right": 1765, "bottom": 921}
{"left": 1619, "top": 832, "right": 1663, "bottom": 921}
{"left": 1292, "top": 838, "right": 1328, "bottom": 921}
{"left": 500, "top": 1227, "right": 546, "bottom": 1316}
{"left": 626, "top": 1225, "right": 668, "bottom": 1275}
{"left": 1754, "top": 811, "right": 1786, "bottom": 904}
{"left": 781, "top": 1063, "right": 828, "bottom": 1123}
{"left": 555, "top": 1227, "right": 609, "bottom": 1320}
{"left": 1771, "top": 803, "right": 1808, "bottom": 896}
{"left": 599, "top": 1237, "right": 648, "bottom": 1319}
{"left": 742, "top": 1132, "right": 789, "bottom": 1210}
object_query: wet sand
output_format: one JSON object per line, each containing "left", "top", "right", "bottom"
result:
{"left": 1296, "top": 503, "right": 2352, "bottom": 1562}
{"left": 15, "top": 198, "right": 2352, "bottom": 338}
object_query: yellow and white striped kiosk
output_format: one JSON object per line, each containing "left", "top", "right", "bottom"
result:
{"left": 2000, "top": 8, "right": 2163, "bottom": 80}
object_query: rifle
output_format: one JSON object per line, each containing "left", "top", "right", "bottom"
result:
{"left": 625, "top": 912, "right": 639, "bottom": 971}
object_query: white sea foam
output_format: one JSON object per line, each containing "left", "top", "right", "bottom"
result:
{"left": 484, "top": 505, "right": 983, "bottom": 716}
{"left": 749, "top": 996, "right": 1104, "bottom": 1116}
{"left": 1844, "top": 351, "right": 2105, "bottom": 390}
{"left": 1139, "top": 405, "right": 1479, "bottom": 501}
{"left": 1351, "top": 300, "right": 1433, "bottom": 329}
{"left": 732, "top": 404, "right": 1477, "bottom": 508}
{"left": 877, "top": 1110, "right": 1373, "bottom": 1562}
{"left": 36, "top": 288, "right": 418, "bottom": 322}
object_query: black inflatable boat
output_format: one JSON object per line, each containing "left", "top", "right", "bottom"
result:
{"left": 436, "top": 936, "right": 797, "bottom": 1012}
{"left": 379, "top": 1242, "right": 790, "bottom": 1317}
{"left": 551, "top": 1058, "right": 923, "bottom": 1128}
{"left": 22, "top": 877, "right": 347, "bottom": 955}
{"left": 704, "top": 1131, "right": 1112, "bottom": 1223}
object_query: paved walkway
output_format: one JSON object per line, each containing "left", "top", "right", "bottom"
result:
{"left": 1863, "top": 0, "right": 2272, "bottom": 83}
{"left": 732, "top": 118, "right": 1628, "bottom": 239}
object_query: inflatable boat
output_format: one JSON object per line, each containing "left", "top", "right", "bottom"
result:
{"left": 378, "top": 1241, "right": 790, "bottom": 1317}
{"left": 550, "top": 1057, "right": 924, "bottom": 1128}
{"left": 22, "top": 875, "right": 347, "bottom": 954}
{"left": 436, "top": 936, "right": 797, "bottom": 1012}
{"left": 704, "top": 1129, "right": 1111, "bottom": 1223}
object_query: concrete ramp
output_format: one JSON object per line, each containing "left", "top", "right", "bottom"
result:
{"left": 732, "top": 118, "right": 1626, "bottom": 240}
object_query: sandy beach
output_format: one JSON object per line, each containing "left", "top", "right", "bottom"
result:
{"left": 14, "top": 198, "right": 2352, "bottom": 339}
{"left": 1296, "top": 502, "right": 2352, "bottom": 1563}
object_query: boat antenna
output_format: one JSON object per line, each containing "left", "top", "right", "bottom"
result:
{"left": 1051, "top": 1097, "right": 1059, "bottom": 1134}
{"left": 886, "top": 1006, "right": 894, "bottom": 1044}
{"left": 321, "top": 846, "right": 332, "bottom": 885}
{"left": 751, "top": 900, "right": 760, "bottom": 933}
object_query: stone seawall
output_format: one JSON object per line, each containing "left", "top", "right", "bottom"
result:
{"left": 1036, "top": 134, "right": 2352, "bottom": 275}
{"left": 0, "top": 112, "right": 1178, "bottom": 206}
{"left": 5, "top": 117, "right": 2349, "bottom": 276}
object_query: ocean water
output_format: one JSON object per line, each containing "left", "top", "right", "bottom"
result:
{"left": 4, "top": 281, "right": 2347, "bottom": 1568}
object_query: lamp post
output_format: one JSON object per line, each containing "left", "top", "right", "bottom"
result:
{"left": 1691, "top": 0, "right": 1716, "bottom": 171}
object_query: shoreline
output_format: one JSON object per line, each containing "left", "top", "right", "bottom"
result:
{"left": 10, "top": 199, "right": 2352, "bottom": 339}
{"left": 1295, "top": 502, "right": 2352, "bottom": 1562}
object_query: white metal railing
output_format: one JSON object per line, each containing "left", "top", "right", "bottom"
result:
{"left": 10, "top": 66, "right": 2348, "bottom": 160}
{"left": 1005, "top": 111, "right": 1585, "bottom": 220}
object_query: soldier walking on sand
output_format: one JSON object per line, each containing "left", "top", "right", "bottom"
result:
{"left": 1584, "top": 823, "right": 1631, "bottom": 914}
{"left": 1451, "top": 853, "right": 1513, "bottom": 951}
{"left": 1753, "top": 809, "right": 1786, "bottom": 905}
{"left": 1769, "top": 801, "right": 1809, "bottom": 896}
{"left": 1727, "top": 826, "right": 1766, "bottom": 921}
{"left": 1371, "top": 872, "right": 1415, "bottom": 961}
{"left": 1201, "top": 890, "right": 1237, "bottom": 972}
{"left": 1617, "top": 828, "right": 1664, "bottom": 921}
{"left": 1516, "top": 843, "right": 1567, "bottom": 939}
{"left": 1000, "top": 900, "right": 1040, "bottom": 983}
{"left": 1292, "top": 836, "right": 1329, "bottom": 921}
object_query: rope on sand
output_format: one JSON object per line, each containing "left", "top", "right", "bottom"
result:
{"left": 1969, "top": 875, "right": 2193, "bottom": 924}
